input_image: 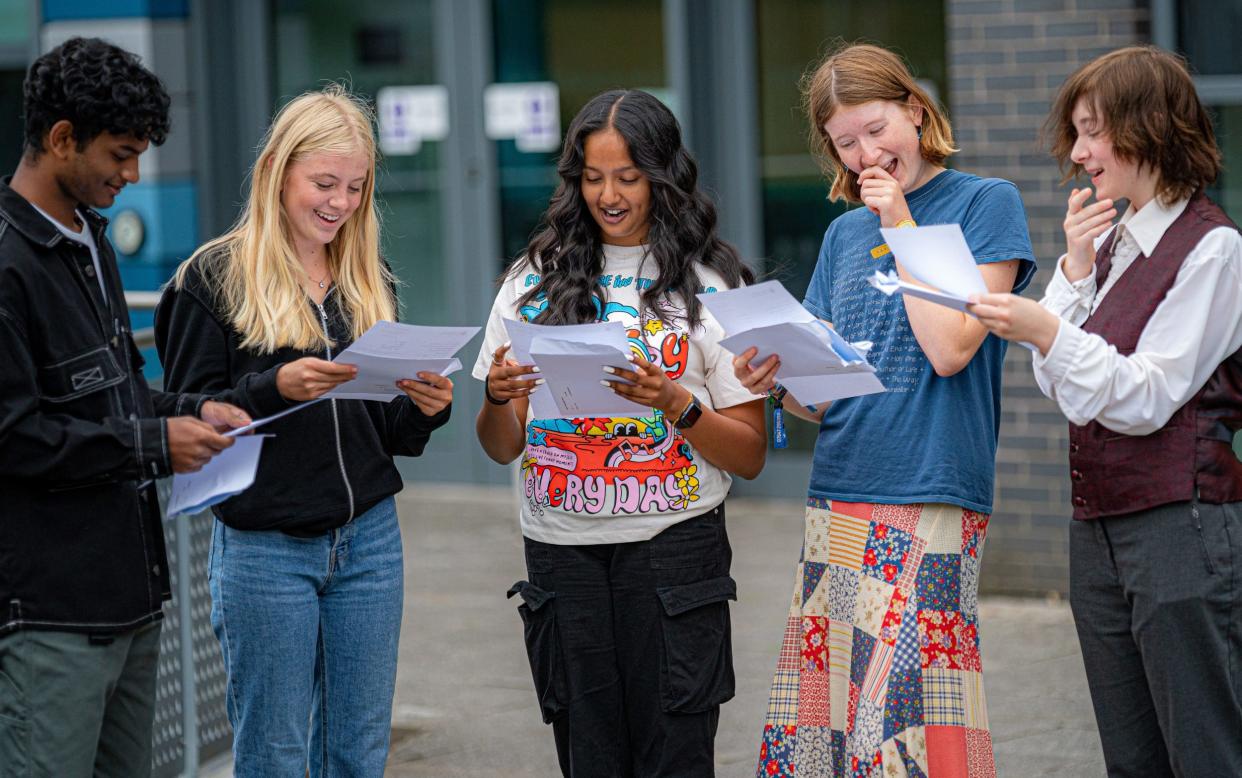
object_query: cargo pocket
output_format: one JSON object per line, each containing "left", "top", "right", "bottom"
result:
{"left": 0, "top": 659, "right": 29, "bottom": 777}
{"left": 507, "top": 580, "right": 567, "bottom": 724}
{"left": 655, "top": 575, "right": 737, "bottom": 713}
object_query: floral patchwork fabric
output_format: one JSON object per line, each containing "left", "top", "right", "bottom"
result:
{"left": 756, "top": 500, "right": 996, "bottom": 778}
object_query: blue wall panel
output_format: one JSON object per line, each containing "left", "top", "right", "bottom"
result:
{"left": 42, "top": 0, "right": 188, "bottom": 22}
{"left": 103, "top": 179, "right": 198, "bottom": 278}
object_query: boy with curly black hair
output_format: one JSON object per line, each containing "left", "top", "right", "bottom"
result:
{"left": 0, "top": 37, "right": 247, "bottom": 775}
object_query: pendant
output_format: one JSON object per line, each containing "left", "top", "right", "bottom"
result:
{"left": 318, "top": 280, "right": 326, "bottom": 289}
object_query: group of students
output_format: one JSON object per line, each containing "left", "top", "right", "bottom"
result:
{"left": 0, "top": 33, "right": 1237, "bottom": 778}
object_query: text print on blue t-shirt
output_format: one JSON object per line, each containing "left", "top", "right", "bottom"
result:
{"left": 800, "top": 169, "right": 1037, "bottom": 514}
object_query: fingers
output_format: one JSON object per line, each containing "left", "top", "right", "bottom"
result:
{"left": 486, "top": 358, "right": 543, "bottom": 400}
{"left": 314, "top": 363, "right": 359, "bottom": 384}
{"left": 201, "top": 401, "right": 252, "bottom": 431}
{"left": 190, "top": 419, "right": 233, "bottom": 452}
{"left": 601, "top": 364, "right": 643, "bottom": 385}
{"left": 495, "top": 362, "right": 539, "bottom": 380}
{"left": 858, "top": 165, "right": 895, "bottom": 183}
{"left": 304, "top": 357, "right": 357, "bottom": 377}
{"left": 492, "top": 341, "right": 512, "bottom": 365}
{"left": 603, "top": 375, "right": 659, "bottom": 408}
{"left": 407, "top": 374, "right": 455, "bottom": 400}
{"left": 1067, "top": 186, "right": 1093, "bottom": 214}
{"left": 1071, "top": 206, "right": 1118, "bottom": 236}
{"left": 968, "top": 292, "right": 1007, "bottom": 307}
{"left": 747, "top": 355, "right": 780, "bottom": 390}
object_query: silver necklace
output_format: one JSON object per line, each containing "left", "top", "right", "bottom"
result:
{"left": 308, "top": 266, "right": 331, "bottom": 289}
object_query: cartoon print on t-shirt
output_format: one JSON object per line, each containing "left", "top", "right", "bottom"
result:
{"left": 519, "top": 273, "right": 699, "bottom": 517}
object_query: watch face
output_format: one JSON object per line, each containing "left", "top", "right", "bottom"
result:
{"left": 675, "top": 397, "right": 703, "bottom": 430}
{"left": 112, "top": 209, "right": 145, "bottom": 256}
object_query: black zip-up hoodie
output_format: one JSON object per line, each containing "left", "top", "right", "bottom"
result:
{"left": 155, "top": 255, "right": 450, "bottom": 535}
{"left": 0, "top": 179, "right": 208, "bottom": 636}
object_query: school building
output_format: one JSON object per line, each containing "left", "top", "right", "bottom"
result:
{"left": 1, "top": 0, "right": 1237, "bottom": 590}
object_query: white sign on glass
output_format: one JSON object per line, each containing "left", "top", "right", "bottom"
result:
{"left": 484, "top": 82, "right": 560, "bottom": 153}
{"left": 377, "top": 85, "right": 449, "bottom": 155}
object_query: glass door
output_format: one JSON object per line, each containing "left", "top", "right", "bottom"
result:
{"left": 490, "top": 0, "right": 667, "bottom": 270}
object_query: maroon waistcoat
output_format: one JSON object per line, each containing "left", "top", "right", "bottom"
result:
{"left": 1068, "top": 194, "right": 1242, "bottom": 519}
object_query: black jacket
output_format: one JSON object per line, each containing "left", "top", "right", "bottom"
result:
{"left": 0, "top": 179, "right": 207, "bottom": 636}
{"left": 155, "top": 255, "right": 450, "bottom": 535}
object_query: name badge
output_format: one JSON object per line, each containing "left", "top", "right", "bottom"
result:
{"left": 870, "top": 243, "right": 891, "bottom": 260}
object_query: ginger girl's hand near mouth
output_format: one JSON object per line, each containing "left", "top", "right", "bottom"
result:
{"left": 1062, "top": 187, "right": 1117, "bottom": 283}
{"left": 857, "top": 165, "right": 914, "bottom": 228}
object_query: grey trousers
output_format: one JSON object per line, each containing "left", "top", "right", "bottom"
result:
{"left": 0, "top": 620, "right": 162, "bottom": 778}
{"left": 1069, "top": 501, "right": 1242, "bottom": 778}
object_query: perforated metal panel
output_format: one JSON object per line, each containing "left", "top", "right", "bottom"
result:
{"left": 152, "top": 507, "right": 232, "bottom": 778}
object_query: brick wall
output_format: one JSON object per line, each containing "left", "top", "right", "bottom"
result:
{"left": 945, "top": 0, "right": 1150, "bottom": 595}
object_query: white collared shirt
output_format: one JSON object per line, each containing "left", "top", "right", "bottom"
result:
{"left": 1032, "top": 196, "right": 1242, "bottom": 435}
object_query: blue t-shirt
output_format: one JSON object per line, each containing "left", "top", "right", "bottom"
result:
{"left": 802, "top": 169, "right": 1036, "bottom": 513}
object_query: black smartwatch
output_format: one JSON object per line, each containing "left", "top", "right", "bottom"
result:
{"left": 673, "top": 395, "right": 703, "bottom": 430}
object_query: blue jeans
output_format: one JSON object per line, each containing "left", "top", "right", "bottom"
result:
{"left": 209, "top": 497, "right": 404, "bottom": 778}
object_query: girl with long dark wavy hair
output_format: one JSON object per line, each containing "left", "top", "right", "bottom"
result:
{"left": 472, "top": 89, "right": 766, "bottom": 777}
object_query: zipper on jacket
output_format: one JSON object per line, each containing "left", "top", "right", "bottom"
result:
{"left": 315, "top": 296, "right": 355, "bottom": 523}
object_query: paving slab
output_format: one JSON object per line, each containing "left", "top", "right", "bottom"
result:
{"left": 206, "top": 483, "right": 1106, "bottom": 777}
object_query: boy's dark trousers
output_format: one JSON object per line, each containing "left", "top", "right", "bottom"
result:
{"left": 1069, "top": 500, "right": 1242, "bottom": 778}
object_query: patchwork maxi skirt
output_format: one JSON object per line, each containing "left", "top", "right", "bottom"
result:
{"left": 756, "top": 499, "right": 995, "bottom": 778}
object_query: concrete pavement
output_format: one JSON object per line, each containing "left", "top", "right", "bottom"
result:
{"left": 205, "top": 483, "right": 1105, "bottom": 776}
{"left": 383, "top": 484, "right": 1104, "bottom": 777}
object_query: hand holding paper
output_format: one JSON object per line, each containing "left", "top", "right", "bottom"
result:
{"left": 872, "top": 223, "right": 987, "bottom": 310}
{"left": 696, "top": 281, "right": 885, "bottom": 406}
{"left": 511, "top": 320, "right": 645, "bottom": 417}
{"left": 325, "top": 321, "right": 480, "bottom": 402}
{"left": 167, "top": 434, "right": 270, "bottom": 518}
{"left": 483, "top": 342, "right": 542, "bottom": 403}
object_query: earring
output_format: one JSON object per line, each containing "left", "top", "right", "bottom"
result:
{"left": 917, "top": 125, "right": 924, "bottom": 141}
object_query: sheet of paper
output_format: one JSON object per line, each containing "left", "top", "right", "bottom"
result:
{"left": 719, "top": 322, "right": 850, "bottom": 377}
{"left": 166, "top": 434, "right": 270, "bottom": 518}
{"left": 867, "top": 269, "right": 972, "bottom": 312}
{"left": 528, "top": 337, "right": 647, "bottom": 417}
{"left": 878, "top": 223, "right": 987, "bottom": 299}
{"left": 698, "top": 280, "right": 886, "bottom": 404}
{"left": 868, "top": 270, "right": 1038, "bottom": 352}
{"left": 503, "top": 318, "right": 630, "bottom": 419}
{"left": 224, "top": 398, "right": 324, "bottom": 437}
{"left": 326, "top": 321, "right": 479, "bottom": 402}
{"left": 694, "top": 279, "right": 816, "bottom": 332}
{"left": 781, "top": 370, "right": 885, "bottom": 406}
{"left": 345, "top": 320, "right": 480, "bottom": 358}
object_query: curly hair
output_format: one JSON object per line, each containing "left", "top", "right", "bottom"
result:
{"left": 1045, "top": 46, "right": 1220, "bottom": 205}
{"left": 514, "top": 89, "right": 753, "bottom": 330}
{"left": 23, "top": 37, "right": 170, "bottom": 157}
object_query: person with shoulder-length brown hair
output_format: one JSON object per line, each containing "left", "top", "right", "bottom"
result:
{"left": 732, "top": 43, "right": 1036, "bottom": 777}
{"left": 970, "top": 46, "right": 1242, "bottom": 776}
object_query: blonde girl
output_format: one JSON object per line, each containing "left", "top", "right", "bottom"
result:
{"left": 155, "top": 86, "right": 453, "bottom": 776}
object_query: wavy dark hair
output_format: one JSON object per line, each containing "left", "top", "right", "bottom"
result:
{"left": 23, "top": 37, "right": 170, "bottom": 157}
{"left": 514, "top": 89, "right": 753, "bottom": 330}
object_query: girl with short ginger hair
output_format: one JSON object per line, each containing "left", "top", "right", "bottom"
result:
{"left": 735, "top": 42, "right": 1036, "bottom": 777}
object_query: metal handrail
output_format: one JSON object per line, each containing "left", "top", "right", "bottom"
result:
{"left": 125, "top": 291, "right": 159, "bottom": 349}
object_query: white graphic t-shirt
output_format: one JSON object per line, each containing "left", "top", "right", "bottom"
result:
{"left": 473, "top": 243, "right": 755, "bottom": 545}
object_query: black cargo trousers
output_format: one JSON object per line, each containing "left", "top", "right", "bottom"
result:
{"left": 509, "top": 504, "right": 737, "bottom": 778}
